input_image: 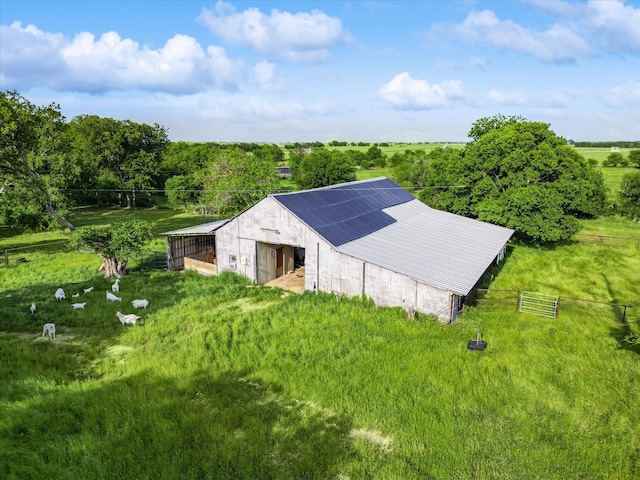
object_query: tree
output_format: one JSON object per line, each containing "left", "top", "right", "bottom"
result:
{"left": 603, "top": 152, "right": 625, "bottom": 167}
{"left": 289, "top": 149, "right": 356, "bottom": 189}
{"left": 165, "top": 174, "right": 198, "bottom": 212}
{"left": 366, "top": 146, "right": 386, "bottom": 168}
{"left": 618, "top": 171, "right": 640, "bottom": 220}
{"left": 0, "top": 90, "right": 75, "bottom": 230}
{"left": 390, "top": 148, "right": 431, "bottom": 190}
{"left": 69, "top": 220, "right": 153, "bottom": 278}
{"left": 419, "top": 116, "right": 607, "bottom": 243}
{"left": 67, "top": 115, "right": 169, "bottom": 209}
{"left": 197, "top": 147, "right": 280, "bottom": 216}
{"left": 629, "top": 149, "right": 640, "bottom": 168}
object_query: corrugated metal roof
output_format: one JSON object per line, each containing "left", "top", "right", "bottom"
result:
{"left": 337, "top": 199, "right": 514, "bottom": 296}
{"left": 161, "top": 220, "right": 228, "bottom": 236}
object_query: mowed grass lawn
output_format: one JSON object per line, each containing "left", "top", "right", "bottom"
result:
{"left": 1, "top": 208, "right": 639, "bottom": 479}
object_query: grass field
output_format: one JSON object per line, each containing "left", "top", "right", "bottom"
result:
{"left": 1, "top": 207, "right": 639, "bottom": 479}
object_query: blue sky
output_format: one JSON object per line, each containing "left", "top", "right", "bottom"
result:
{"left": 1, "top": 0, "right": 639, "bottom": 142}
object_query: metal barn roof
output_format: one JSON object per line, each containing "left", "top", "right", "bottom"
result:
{"left": 161, "top": 220, "right": 228, "bottom": 236}
{"left": 337, "top": 199, "right": 514, "bottom": 295}
{"left": 272, "top": 177, "right": 414, "bottom": 246}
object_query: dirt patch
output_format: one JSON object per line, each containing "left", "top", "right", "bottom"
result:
{"left": 349, "top": 428, "right": 393, "bottom": 452}
{"left": 264, "top": 267, "right": 305, "bottom": 294}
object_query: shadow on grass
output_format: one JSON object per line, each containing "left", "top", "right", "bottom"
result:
{"left": 603, "top": 273, "right": 640, "bottom": 356}
{"left": 0, "top": 366, "right": 355, "bottom": 480}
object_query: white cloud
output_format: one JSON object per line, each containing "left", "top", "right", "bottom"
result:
{"left": 0, "top": 21, "right": 243, "bottom": 94}
{"left": 449, "top": 10, "right": 590, "bottom": 62}
{"left": 582, "top": 0, "right": 640, "bottom": 54}
{"left": 196, "top": 93, "right": 339, "bottom": 122}
{"left": 439, "top": 1, "right": 640, "bottom": 62}
{"left": 251, "top": 60, "right": 285, "bottom": 92}
{"left": 487, "top": 89, "right": 527, "bottom": 106}
{"left": 377, "top": 72, "right": 464, "bottom": 110}
{"left": 198, "top": 0, "right": 349, "bottom": 62}
{"left": 604, "top": 79, "right": 640, "bottom": 107}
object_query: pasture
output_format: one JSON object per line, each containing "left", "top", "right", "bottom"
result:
{"left": 1, "top": 207, "right": 639, "bottom": 479}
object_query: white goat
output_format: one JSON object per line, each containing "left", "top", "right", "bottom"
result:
{"left": 72, "top": 293, "right": 80, "bottom": 298}
{"left": 42, "top": 323, "right": 55, "bottom": 340}
{"left": 54, "top": 288, "right": 65, "bottom": 301}
{"left": 84, "top": 287, "right": 94, "bottom": 294}
{"left": 71, "top": 302, "right": 87, "bottom": 310}
{"left": 115, "top": 311, "right": 140, "bottom": 326}
{"left": 106, "top": 291, "right": 122, "bottom": 302}
{"left": 30, "top": 303, "right": 36, "bottom": 314}
{"left": 112, "top": 278, "right": 120, "bottom": 293}
{"left": 131, "top": 299, "right": 149, "bottom": 309}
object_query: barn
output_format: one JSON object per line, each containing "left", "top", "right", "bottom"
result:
{"left": 209, "top": 177, "right": 514, "bottom": 323}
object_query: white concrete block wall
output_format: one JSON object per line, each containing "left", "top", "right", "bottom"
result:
{"left": 215, "top": 196, "right": 453, "bottom": 322}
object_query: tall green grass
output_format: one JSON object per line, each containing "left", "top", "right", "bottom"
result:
{"left": 1, "top": 209, "right": 639, "bottom": 479}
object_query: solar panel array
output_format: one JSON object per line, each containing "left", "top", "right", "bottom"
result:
{"left": 273, "top": 178, "right": 414, "bottom": 246}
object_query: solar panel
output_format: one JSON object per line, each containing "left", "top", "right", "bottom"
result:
{"left": 274, "top": 178, "right": 414, "bottom": 246}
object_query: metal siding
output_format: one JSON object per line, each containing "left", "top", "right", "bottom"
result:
{"left": 337, "top": 199, "right": 514, "bottom": 295}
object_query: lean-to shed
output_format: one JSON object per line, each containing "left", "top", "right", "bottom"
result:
{"left": 213, "top": 177, "right": 514, "bottom": 323}
{"left": 162, "top": 220, "right": 227, "bottom": 275}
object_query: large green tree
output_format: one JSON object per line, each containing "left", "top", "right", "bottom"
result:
{"left": 68, "top": 115, "right": 169, "bottom": 208}
{"left": 628, "top": 149, "right": 640, "bottom": 168}
{"left": 0, "top": 91, "right": 75, "bottom": 230}
{"left": 618, "top": 171, "right": 640, "bottom": 220}
{"left": 290, "top": 149, "right": 356, "bottom": 189}
{"left": 197, "top": 147, "right": 280, "bottom": 216}
{"left": 419, "top": 116, "right": 607, "bottom": 243}
{"left": 69, "top": 220, "right": 153, "bottom": 278}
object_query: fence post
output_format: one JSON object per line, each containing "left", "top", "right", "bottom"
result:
{"left": 623, "top": 305, "right": 627, "bottom": 324}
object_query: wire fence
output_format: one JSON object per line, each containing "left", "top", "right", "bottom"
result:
{"left": 575, "top": 234, "right": 640, "bottom": 248}
{"left": 470, "top": 289, "right": 639, "bottom": 324}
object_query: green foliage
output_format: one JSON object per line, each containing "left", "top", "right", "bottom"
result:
{"left": 68, "top": 115, "right": 169, "bottom": 209}
{"left": 165, "top": 175, "right": 198, "bottom": 213}
{"left": 68, "top": 220, "right": 153, "bottom": 276}
{"left": 628, "top": 149, "right": 640, "bottom": 168}
{"left": 197, "top": 147, "right": 280, "bottom": 216}
{"left": 0, "top": 90, "right": 74, "bottom": 230}
{"left": 602, "top": 152, "right": 626, "bottom": 167}
{"left": 618, "top": 171, "right": 640, "bottom": 220}
{"left": 389, "top": 148, "right": 430, "bottom": 190}
{"left": 365, "top": 145, "right": 386, "bottom": 168}
{"left": 420, "top": 117, "right": 608, "bottom": 243}
{"left": 290, "top": 149, "right": 357, "bottom": 189}
{"left": 0, "top": 215, "right": 639, "bottom": 478}
{"left": 467, "top": 113, "right": 526, "bottom": 141}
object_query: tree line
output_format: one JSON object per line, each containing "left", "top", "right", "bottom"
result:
{"left": 1, "top": 91, "right": 638, "bottom": 246}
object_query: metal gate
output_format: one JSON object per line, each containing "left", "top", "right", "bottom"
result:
{"left": 519, "top": 291, "right": 558, "bottom": 318}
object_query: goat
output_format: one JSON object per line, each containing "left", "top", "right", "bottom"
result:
{"left": 84, "top": 287, "right": 94, "bottom": 294}
{"left": 112, "top": 278, "right": 120, "bottom": 293}
{"left": 71, "top": 302, "right": 87, "bottom": 310}
{"left": 42, "top": 323, "right": 55, "bottom": 340}
{"left": 106, "top": 291, "right": 122, "bottom": 302}
{"left": 30, "top": 303, "right": 36, "bottom": 314}
{"left": 131, "top": 299, "right": 149, "bottom": 309}
{"left": 115, "top": 311, "right": 140, "bottom": 326}
{"left": 54, "top": 288, "right": 65, "bottom": 301}
{"left": 72, "top": 293, "right": 80, "bottom": 298}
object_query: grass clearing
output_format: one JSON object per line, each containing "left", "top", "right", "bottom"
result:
{"left": 1, "top": 208, "right": 639, "bottom": 479}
